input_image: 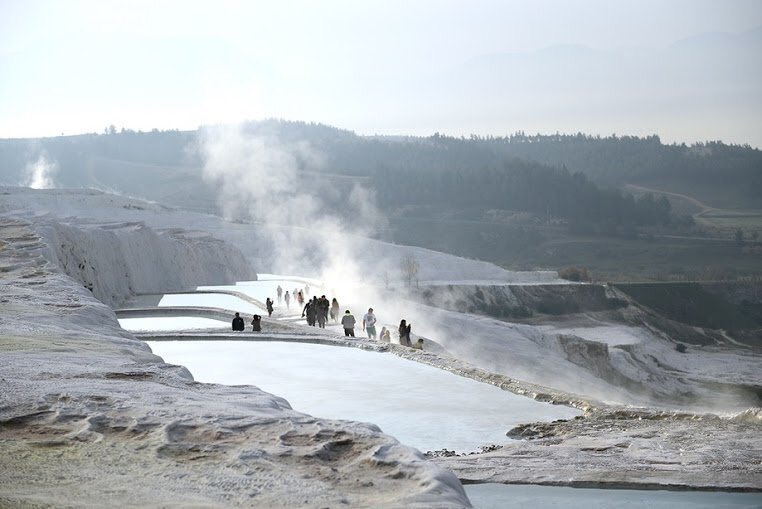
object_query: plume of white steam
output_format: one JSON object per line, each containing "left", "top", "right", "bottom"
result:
{"left": 199, "top": 123, "right": 382, "bottom": 287}
{"left": 23, "top": 155, "right": 58, "bottom": 189}
{"left": 198, "top": 124, "right": 581, "bottom": 403}
{"left": 199, "top": 124, "right": 466, "bottom": 364}
{"left": 201, "top": 124, "right": 722, "bottom": 409}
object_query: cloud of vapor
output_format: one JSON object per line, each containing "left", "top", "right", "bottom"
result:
{"left": 23, "top": 154, "right": 58, "bottom": 189}
{"left": 196, "top": 122, "right": 750, "bottom": 414}
{"left": 198, "top": 122, "right": 384, "bottom": 288}
{"left": 197, "top": 123, "right": 678, "bottom": 409}
{"left": 198, "top": 122, "right": 503, "bottom": 356}
{"left": 198, "top": 123, "right": 611, "bottom": 409}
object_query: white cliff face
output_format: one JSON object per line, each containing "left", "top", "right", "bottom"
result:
{"left": 0, "top": 186, "right": 562, "bottom": 284}
{"left": 399, "top": 296, "right": 762, "bottom": 412}
{"left": 34, "top": 219, "right": 255, "bottom": 307}
{"left": 0, "top": 217, "right": 472, "bottom": 507}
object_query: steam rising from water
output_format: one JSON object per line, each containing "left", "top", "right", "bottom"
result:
{"left": 196, "top": 125, "right": 658, "bottom": 410}
{"left": 194, "top": 123, "right": 757, "bottom": 412}
{"left": 196, "top": 124, "right": 632, "bottom": 407}
{"left": 198, "top": 123, "right": 382, "bottom": 288}
{"left": 197, "top": 124, "right": 508, "bottom": 374}
{"left": 23, "top": 155, "right": 58, "bottom": 189}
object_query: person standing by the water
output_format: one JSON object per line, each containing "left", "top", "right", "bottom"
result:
{"left": 330, "top": 298, "right": 340, "bottom": 323}
{"left": 251, "top": 314, "right": 262, "bottom": 332}
{"left": 284, "top": 291, "right": 291, "bottom": 310}
{"left": 232, "top": 312, "right": 245, "bottom": 332}
{"left": 317, "top": 295, "right": 329, "bottom": 328}
{"left": 341, "top": 310, "right": 356, "bottom": 337}
{"left": 363, "top": 307, "right": 377, "bottom": 339}
{"left": 266, "top": 298, "right": 274, "bottom": 317}
{"left": 277, "top": 285, "right": 283, "bottom": 303}
{"left": 398, "top": 319, "right": 411, "bottom": 346}
{"left": 303, "top": 297, "right": 318, "bottom": 326}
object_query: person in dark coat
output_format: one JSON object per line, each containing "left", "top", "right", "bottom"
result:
{"left": 251, "top": 314, "right": 262, "bottom": 332}
{"left": 302, "top": 297, "right": 317, "bottom": 326}
{"left": 317, "top": 295, "right": 329, "bottom": 328}
{"left": 232, "top": 312, "right": 245, "bottom": 331}
{"left": 266, "top": 298, "right": 274, "bottom": 317}
{"left": 398, "top": 319, "right": 412, "bottom": 346}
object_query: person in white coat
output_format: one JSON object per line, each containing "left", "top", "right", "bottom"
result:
{"left": 362, "top": 308, "right": 377, "bottom": 339}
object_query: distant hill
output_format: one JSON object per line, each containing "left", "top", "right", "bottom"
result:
{"left": 408, "top": 133, "right": 762, "bottom": 209}
{"left": 1, "top": 120, "right": 760, "bottom": 280}
{"left": 4, "top": 119, "right": 758, "bottom": 206}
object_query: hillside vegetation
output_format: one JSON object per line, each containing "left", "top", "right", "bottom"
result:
{"left": 1, "top": 120, "right": 760, "bottom": 280}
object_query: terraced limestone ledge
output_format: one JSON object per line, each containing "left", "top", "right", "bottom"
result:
{"left": 135, "top": 330, "right": 762, "bottom": 492}
{"left": 132, "top": 328, "right": 762, "bottom": 492}
{"left": 433, "top": 407, "right": 762, "bottom": 492}
{"left": 0, "top": 218, "right": 470, "bottom": 508}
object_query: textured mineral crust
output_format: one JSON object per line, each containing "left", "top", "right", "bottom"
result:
{"left": 0, "top": 219, "right": 470, "bottom": 508}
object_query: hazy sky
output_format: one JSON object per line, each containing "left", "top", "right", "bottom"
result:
{"left": 1, "top": 0, "right": 761, "bottom": 145}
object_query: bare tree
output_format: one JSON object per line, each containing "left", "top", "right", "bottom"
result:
{"left": 400, "top": 254, "right": 419, "bottom": 287}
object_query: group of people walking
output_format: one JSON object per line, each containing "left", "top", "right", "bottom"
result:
{"left": 337, "top": 307, "right": 373, "bottom": 338}
{"left": 232, "top": 312, "right": 261, "bottom": 332}
{"left": 277, "top": 284, "right": 313, "bottom": 311}
{"left": 301, "top": 295, "right": 336, "bottom": 328}
{"left": 337, "top": 308, "right": 421, "bottom": 349}
{"left": 232, "top": 284, "right": 422, "bottom": 349}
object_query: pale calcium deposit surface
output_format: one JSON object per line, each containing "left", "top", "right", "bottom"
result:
{"left": 0, "top": 186, "right": 562, "bottom": 285}
{"left": 3, "top": 187, "right": 761, "bottom": 497}
{"left": 0, "top": 217, "right": 471, "bottom": 508}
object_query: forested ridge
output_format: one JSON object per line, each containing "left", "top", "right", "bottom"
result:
{"left": 1, "top": 120, "right": 759, "bottom": 227}
{"left": 373, "top": 159, "right": 672, "bottom": 232}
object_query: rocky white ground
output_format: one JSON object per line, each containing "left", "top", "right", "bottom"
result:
{"left": 398, "top": 301, "right": 762, "bottom": 411}
{"left": 435, "top": 407, "right": 762, "bottom": 491}
{"left": 0, "top": 186, "right": 561, "bottom": 286}
{"left": 2, "top": 187, "right": 761, "bottom": 502}
{"left": 0, "top": 218, "right": 470, "bottom": 507}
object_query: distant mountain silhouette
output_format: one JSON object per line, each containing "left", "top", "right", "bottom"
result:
{"left": 416, "top": 26, "right": 762, "bottom": 147}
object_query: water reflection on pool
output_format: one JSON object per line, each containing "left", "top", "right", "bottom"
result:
{"left": 147, "top": 340, "right": 581, "bottom": 453}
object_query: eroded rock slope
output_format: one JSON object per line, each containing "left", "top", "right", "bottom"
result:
{"left": 0, "top": 218, "right": 470, "bottom": 508}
